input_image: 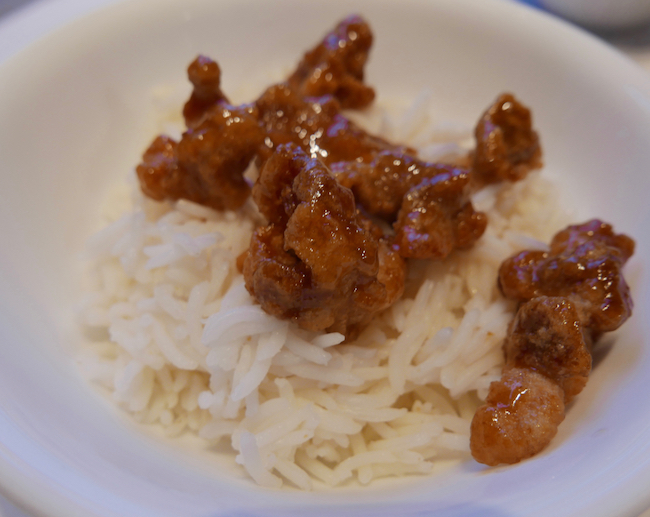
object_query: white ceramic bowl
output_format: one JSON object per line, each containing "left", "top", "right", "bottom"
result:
{"left": 1, "top": 0, "right": 650, "bottom": 516}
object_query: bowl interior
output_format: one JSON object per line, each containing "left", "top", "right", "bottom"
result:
{"left": 1, "top": 0, "right": 650, "bottom": 516}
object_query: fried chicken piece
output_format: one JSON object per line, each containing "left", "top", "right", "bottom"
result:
{"left": 393, "top": 167, "right": 488, "bottom": 259}
{"left": 136, "top": 57, "right": 265, "bottom": 211}
{"left": 470, "top": 368, "right": 565, "bottom": 467}
{"left": 243, "top": 143, "right": 406, "bottom": 337}
{"left": 335, "top": 152, "right": 487, "bottom": 259}
{"left": 136, "top": 102, "right": 264, "bottom": 210}
{"left": 504, "top": 297, "right": 592, "bottom": 403}
{"left": 287, "top": 14, "right": 375, "bottom": 109}
{"left": 472, "top": 93, "right": 542, "bottom": 185}
{"left": 499, "top": 219, "right": 635, "bottom": 334}
{"left": 136, "top": 135, "right": 180, "bottom": 203}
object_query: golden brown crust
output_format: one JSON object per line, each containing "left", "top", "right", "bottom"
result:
{"left": 470, "top": 368, "right": 565, "bottom": 466}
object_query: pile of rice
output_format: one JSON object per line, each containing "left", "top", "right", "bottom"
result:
{"left": 77, "top": 92, "right": 566, "bottom": 490}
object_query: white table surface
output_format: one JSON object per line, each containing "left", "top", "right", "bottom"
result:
{"left": 0, "top": 0, "right": 649, "bottom": 515}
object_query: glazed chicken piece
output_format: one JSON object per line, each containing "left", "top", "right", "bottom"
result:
{"left": 242, "top": 143, "right": 406, "bottom": 337}
{"left": 470, "top": 368, "right": 565, "bottom": 466}
{"left": 255, "top": 83, "right": 404, "bottom": 168}
{"left": 503, "top": 296, "right": 592, "bottom": 403}
{"left": 392, "top": 168, "right": 488, "bottom": 259}
{"left": 472, "top": 93, "right": 542, "bottom": 186}
{"left": 286, "top": 14, "right": 375, "bottom": 109}
{"left": 333, "top": 151, "right": 458, "bottom": 221}
{"left": 471, "top": 221, "right": 634, "bottom": 466}
{"left": 499, "top": 219, "right": 635, "bottom": 334}
{"left": 136, "top": 57, "right": 264, "bottom": 211}
{"left": 182, "top": 56, "right": 229, "bottom": 127}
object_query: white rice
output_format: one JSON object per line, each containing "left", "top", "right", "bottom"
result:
{"left": 77, "top": 92, "right": 567, "bottom": 489}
